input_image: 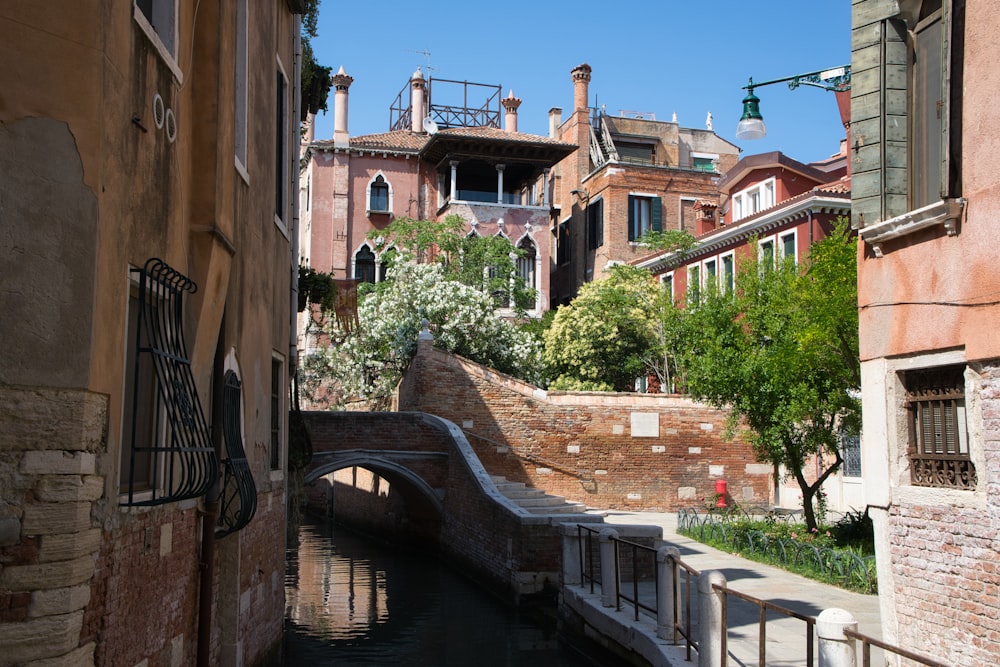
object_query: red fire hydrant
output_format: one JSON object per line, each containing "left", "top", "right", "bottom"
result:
{"left": 715, "top": 479, "right": 728, "bottom": 508}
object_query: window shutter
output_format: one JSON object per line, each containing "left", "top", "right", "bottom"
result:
{"left": 651, "top": 196, "right": 662, "bottom": 232}
{"left": 628, "top": 194, "right": 636, "bottom": 241}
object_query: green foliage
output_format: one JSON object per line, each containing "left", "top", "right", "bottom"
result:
{"left": 301, "top": 262, "right": 543, "bottom": 409}
{"left": 298, "top": 1, "right": 331, "bottom": 120}
{"left": 543, "top": 265, "right": 659, "bottom": 392}
{"left": 297, "top": 265, "right": 335, "bottom": 312}
{"left": 369, "top": 215, "right": 535, "bottom": 313}
{"left": 680, "top": 220, "right": 860, "bottom": 530}
{"left": 636, "top": 228, "right": 699, "bottom": 256}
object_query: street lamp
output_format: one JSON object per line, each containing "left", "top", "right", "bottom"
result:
{"left": 735, "top": 66, "right": 852, "bottom": 141}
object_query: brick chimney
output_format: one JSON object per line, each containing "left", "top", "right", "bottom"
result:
{"left": 694, "top": 200, "right": 719, "bottom": 235}
{"left": 548, "top": 107, "right": 562, "bottom": 138}
{"left": 332, "top": 65, "right": 353, "bottom": 147}
{"left": 571, "top": 63, "right": 592, "bottom": 112}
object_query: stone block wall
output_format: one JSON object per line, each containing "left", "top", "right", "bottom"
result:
{"left": 0, "top": 387, "right": 105, "bottom": 666}
{"left": 397, "top": 340, "right": 771, "bottom": 511}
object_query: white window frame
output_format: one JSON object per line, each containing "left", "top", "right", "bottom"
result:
{"left": 702, "top": 257, "right": 718, "bottom": 293}
{"left": 875, "top": 350, "right": 985, "bottom": 508}
{"left": 732, "top": 177, "right": 777, "bottom": 222}
{"left": 687, "top": 264, "right": 701, "bottom": 304}
{"left": 366, "top": 171, "right": 393, "bottom": 215}
{"left": 758, "top": 235, "right": 776, "bottom": 271}
{"left": 270, "top": 351, "right": 285, "bottom": 480}
{"left": 720, "top": 251, "right": 736, "bottom": 294}
{"left": 629, "top": 191, "right": 658, "bottom": 242}
{"left": 234, "top": 0, "right": 249, "bottom": 182}
{"left": 661, "top": 271, "right": 674, "bottom": 304}
{"left": 778, "top": 229, "right": 798, "bottom": 266}
{"left": 274, "top": 56, "right": 290, "bottom": 238}
{"left": 133, "top": 0, "right": 182, "bottom": 81}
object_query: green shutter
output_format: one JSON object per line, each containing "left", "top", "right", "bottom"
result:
{"left": 651, "top": 197, "right": 662, "bottom": 232}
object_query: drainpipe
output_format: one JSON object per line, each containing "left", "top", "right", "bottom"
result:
{"left": 291, "top": 13, "right": 302, "bottom": 374}
{"left": 197, "top": 329, "right": 226, "bottom": 667}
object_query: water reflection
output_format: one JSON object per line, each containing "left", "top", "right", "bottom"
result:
{"left": 284, "top": 519, "right": 600, "bottom": 666}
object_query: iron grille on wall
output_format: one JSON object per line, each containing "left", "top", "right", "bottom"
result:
{"left": 123, "top": 259, "right": 219, "bottom": 506}
{"left": 217, "top": 370, "right": 257, "bottom": 537}
{"left": 904, "top": 365, "right": 977, "bottom": 490}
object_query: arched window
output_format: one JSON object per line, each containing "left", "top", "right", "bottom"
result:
{"left": 516, "top": 237, "right": 537, "bottom": 310}
{"left": 368, "top": 174, "right": 389, "bottom": 213}
{"left": 354, "top": 246, "right": 376, "bottom": 284}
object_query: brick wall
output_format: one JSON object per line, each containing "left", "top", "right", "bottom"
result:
{"left": 883, "top": 362, "right": 1000, "bottom": 667}
{"left": 397, "top": 340, "right": 771, "bottom": 511}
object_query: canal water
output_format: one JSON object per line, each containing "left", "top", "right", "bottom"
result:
{"left": 284, "top": 518, "right": 619, "bottom": 666}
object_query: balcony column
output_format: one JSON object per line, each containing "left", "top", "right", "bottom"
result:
{"left": 496, "top": 164, "right": 505, "bottom": 204}
{"left": 450, "top": 160, "right": 459, "bottom": 201}
{"left": 542, "top": 168, "right": 550, "bottom": 207}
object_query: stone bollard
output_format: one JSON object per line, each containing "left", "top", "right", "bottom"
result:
{"left": 817, "top": 608, "right": 858, "bottom": 667}
{"left": 598, "top": 527, "right": 619, "bottom": 608}
{"left": 697, "top": 570, "right": 726, "bottom": 667}
{"left": 657, "top": 546, "right": 682, "bottom": 642}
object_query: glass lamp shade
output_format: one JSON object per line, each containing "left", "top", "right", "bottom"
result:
{"left": 736, "top": 117, "right": 766, "bottom": 140}
{"left": 736, "top": 89, "right": 766, "bottom": 140}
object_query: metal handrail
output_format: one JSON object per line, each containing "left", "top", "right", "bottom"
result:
{"left": 614, "top": 537, "right": 658, "bottom": 621}
{"left": 714, "top": 582, "right": 816, "bottom": 667}
{"left": 843, "top": 628, "right": 950, "bottom": 667}
{"left": 577, "top": 524, "right": 600, "bottom": 594}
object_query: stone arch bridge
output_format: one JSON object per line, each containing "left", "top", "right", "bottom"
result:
{"left": 299, "top": 410, "right": 598, "bottom": 601}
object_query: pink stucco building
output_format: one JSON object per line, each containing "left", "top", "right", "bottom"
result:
{"left": 299, "top": 67, "right": 576, "bottom": 321}
{"left": 853, "top": 0, "right": 1000, "bottom": 663}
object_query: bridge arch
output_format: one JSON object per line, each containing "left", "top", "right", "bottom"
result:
{"left": 304, "top": 452, "right": 444, "bottom": 515}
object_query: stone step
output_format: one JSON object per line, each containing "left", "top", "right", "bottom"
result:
{"left": 490, "top": 474, "right": 589, "bottom": 516}
{"left": 512, "top": 494, "right": 572, "bottom": 507}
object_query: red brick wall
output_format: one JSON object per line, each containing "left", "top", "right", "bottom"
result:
{"left": 882, "top": 362, "right": 1000, "bottom": 666}
{"left": 86, "top": 508, "right": 201, "bottom": 667}
{"left": 397, "top": 341, "right": 771, "bottom": 511}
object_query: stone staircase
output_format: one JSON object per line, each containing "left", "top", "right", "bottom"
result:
{"left": 490, "top": 476, "right": 590, "bottom": 516}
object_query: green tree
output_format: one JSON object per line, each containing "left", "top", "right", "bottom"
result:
{"left": 681, "top": 221, "right": 860, "bottom": 530}
{"left": 302, "top": 262, "right": 543, "bottom": 408}
{"left": 543, "top": 265, "right": 658, "bottom": 392}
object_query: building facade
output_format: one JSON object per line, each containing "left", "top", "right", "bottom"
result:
{"left": 299, "top": 67, "right": 576, "bottom": 326}
{"left": 549, "top": 64, "right": 741, "bottom": 305}
{"left": 1, "top": 1, "right": 299, "bottom": 664}
{"left": 852, "top": 0, "right": 1000, "bottom": 664}
{"left": 632, "top": 149, "right": 858, "bottom": 510}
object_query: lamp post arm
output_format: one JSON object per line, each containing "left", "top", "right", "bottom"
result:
{"left": 742, "top": 65, "right": 852, "bottom": 94}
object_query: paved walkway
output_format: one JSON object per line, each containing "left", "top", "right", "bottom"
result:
{"left": 594, "top": 510, "right": 883, "bottom": 667}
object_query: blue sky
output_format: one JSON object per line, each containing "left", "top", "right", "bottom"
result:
{"left": 309, "top": 2, "right": 850, "bottom": 165}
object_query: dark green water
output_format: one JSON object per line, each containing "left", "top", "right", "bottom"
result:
{"left": 284, "top": 519, "right": 613, "bottom": 666}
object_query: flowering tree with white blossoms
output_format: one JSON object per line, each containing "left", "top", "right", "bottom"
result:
{"left": 302, "top": 261, "right": 543, "bottom": 409}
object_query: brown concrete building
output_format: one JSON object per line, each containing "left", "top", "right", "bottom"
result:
{"left": 549, "top": 64, "right": 741, "bottom": 305}
{"left": 852, "top": 0, "right": 1000, "bottom": 664}
{"left": 1, "top": 1, "right": 300, "bottom": 664}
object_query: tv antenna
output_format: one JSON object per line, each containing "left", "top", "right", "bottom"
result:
{"left": 407, "top": 49, "right": 436, "bottom": 73}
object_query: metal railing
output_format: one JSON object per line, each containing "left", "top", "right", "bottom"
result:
{"left": 613, "top": 536, "right": 658, "bottom": 621}
{"left": 715, "top": 581, "right": 816, "bottom": 667}
{"left": 843, "top": 628, "right": 950, "bottom": 667}
{"left": 568, "top": 523, "right": 948, "bottom": 667}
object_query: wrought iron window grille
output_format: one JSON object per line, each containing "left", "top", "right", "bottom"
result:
{"left": 217, "top": 370, "right": 257, "bottom": 537}
{"left": 123, "top": 258, "right": 219, "bottom": 506}
{"left": 904, "top": 365, "right": 977, "bottom": 490}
